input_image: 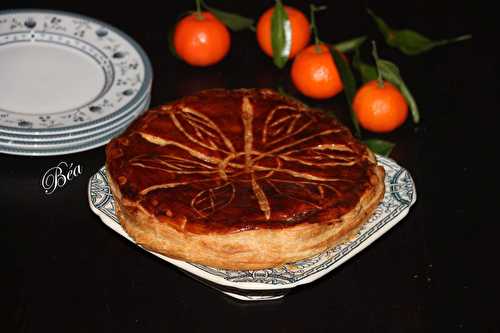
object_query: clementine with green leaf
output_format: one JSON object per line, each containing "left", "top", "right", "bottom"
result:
{"left": 256, "top": 4, "right": 310, "bottom": 60}
{"left": 353, "top": 80, "right": 408, "bottom": 133}
{"left": 173, "top": 11, "right": 230, "bottom": 66}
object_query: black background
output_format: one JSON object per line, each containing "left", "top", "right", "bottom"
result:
{"left": 1, "top": 1, "right": 494, "bottom": 332}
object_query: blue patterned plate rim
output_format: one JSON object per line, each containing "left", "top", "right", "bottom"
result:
{"left": 0, "top": 98, "right": 146, "bottom": 148}
{"left": 88, "top": 156, "right": 417, "bottom": 291}
{"left": 0, "top": 99, "right": 151, "bottom": 156}
{"left": 0, "top": 92, "right": 150, "bottom": 142}
{"left": 0, "top": 124, "right": 123, "bottom": 156}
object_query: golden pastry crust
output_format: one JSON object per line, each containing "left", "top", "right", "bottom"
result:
{"left": 106, "top": 88, "right": 385, "bottom": 270}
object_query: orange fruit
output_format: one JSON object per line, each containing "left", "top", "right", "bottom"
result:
{"left": 353, "top": 80, "right": 409, "bottom": 133}
{"left": 173, "top": 12, "right": 230, "bottom": 66}
{"left": 291, "top": 44, "right": 343, "bottom": 99}
{"left": 256, "top": 5, "right": 310, "bottom": 59}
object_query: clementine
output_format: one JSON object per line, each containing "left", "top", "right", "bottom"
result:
{"left": 256, "top": 5, "right": 310, "bottom": 59}
{"left": 173, "top": 12, "right": 230, "bottom": 66}
{"left": 291, "top": 44, "right": 343, "bottom": 99}
{"left": 353, "top": 80, "right": 408, "bottom": 133}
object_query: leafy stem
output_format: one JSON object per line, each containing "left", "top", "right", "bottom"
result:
{"left": 367, "top": 8, "right": 471, "bottom": 55}
{"left": 309, "top": 4, "right": 327, "bottom": 52}
{"left": 371, "top": 41, "right": 384, "bottom": 88}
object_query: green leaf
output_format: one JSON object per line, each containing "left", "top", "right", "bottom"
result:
{"left": 393, "top": 30, "right": 472, "bottom": 55}
{"left": 376, "top": 59, "right": 420, "bottom": 123}
{"left": 352, "top": 49, "right": 378, "bottom": 83}
{"left": 329, "top": 46, "right": 361, "bottom": 138}
{"left": 391, "top": 29, "right": 434, "bottom": 54}
{"left": 363, "top": 139, "right": 395, "bottom": 156}
{"left": 333, "top": 36, "right": 367, "bottom": 53}
{"left": 271, "top": 0, "right": 291, "bottom": 68}
{"left": 201, "top": 0, "right": 254, "bottom": 31}
{"left": 367, "top": 9, "right": 471, "bottom": 55}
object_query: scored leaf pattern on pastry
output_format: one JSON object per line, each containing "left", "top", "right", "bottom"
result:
{"left": 130, "top": 96, "right": 362, "bottom": 220}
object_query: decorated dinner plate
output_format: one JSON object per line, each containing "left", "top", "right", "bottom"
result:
{"left": 0, "top": 9, "right": 152, "bottom": 135}
{"left": 88, "top": 155, "right": 416, "bottom": 301}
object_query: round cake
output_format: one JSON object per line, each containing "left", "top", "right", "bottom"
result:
{"left": 105, "top": 89, "right": 385, "bottom": 270}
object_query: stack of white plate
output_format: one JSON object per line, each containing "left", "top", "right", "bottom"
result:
{"left": 0, "top": 9, "right": 153, "bottom": 156}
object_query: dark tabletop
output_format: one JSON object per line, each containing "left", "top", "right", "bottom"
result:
{"left": 1, "top": 0, "right": 493, "bottom": 332}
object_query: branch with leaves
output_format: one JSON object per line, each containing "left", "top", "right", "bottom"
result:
{"left": 367, "top": 9, "right": 471, "bottom": 55}
{"left": 166, "top": 1, "right": 471, "bottom": 156}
